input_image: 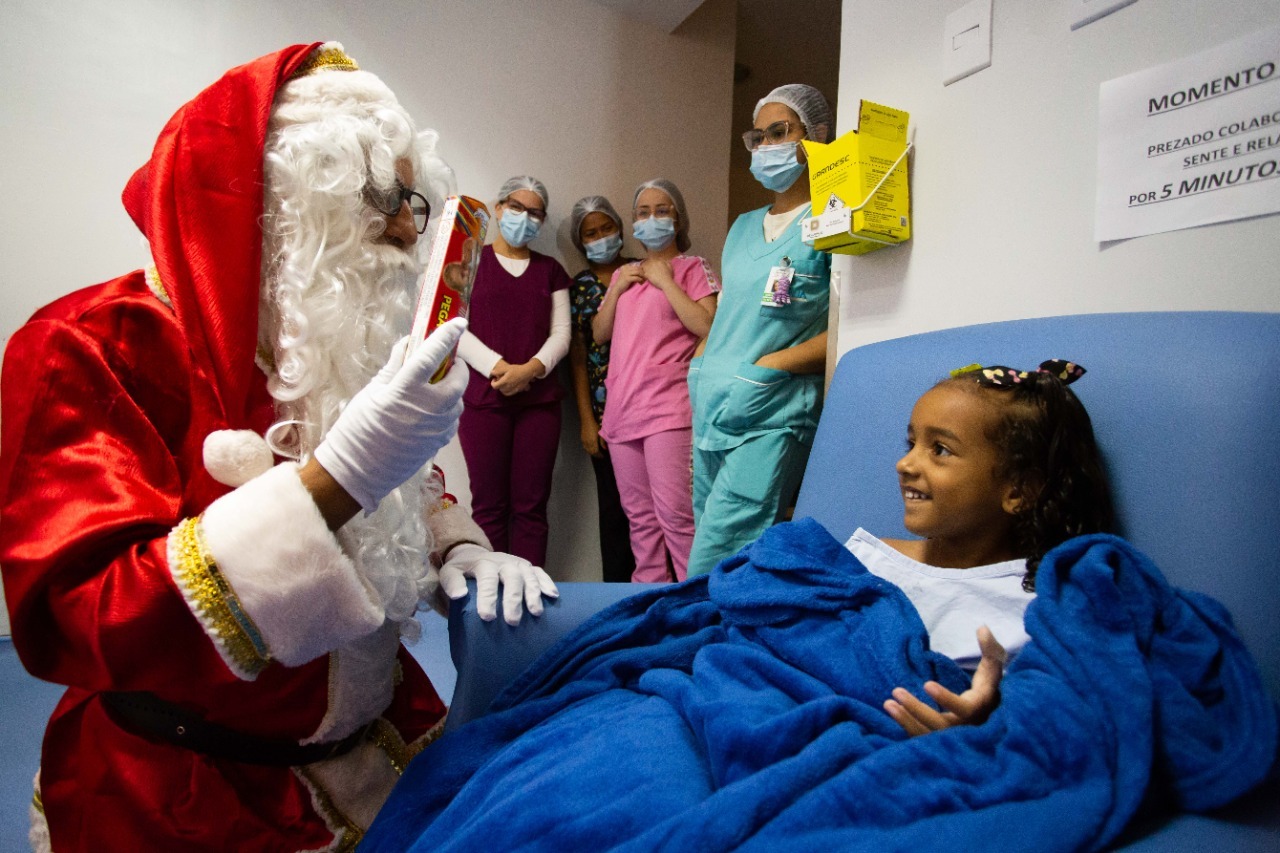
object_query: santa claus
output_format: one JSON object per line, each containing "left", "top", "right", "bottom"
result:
{"left": 0, "top": 42, "right": 555, "bottom": 851}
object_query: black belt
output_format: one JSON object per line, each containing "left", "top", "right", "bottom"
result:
{"left": 101, "top": 691, "right": 371, "bottom": 767}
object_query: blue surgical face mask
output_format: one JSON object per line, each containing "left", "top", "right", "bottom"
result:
{"left": 633, "top": 216, "right": 676, "bottom": 251}
{"left": 499, "top": 209, "right": 541, "bottom": 247}
{"left": 750, "top": 142, "right": 807, "bottom": 193}
{"left": 584, "top": 232, "right": 623, "bottom": 264}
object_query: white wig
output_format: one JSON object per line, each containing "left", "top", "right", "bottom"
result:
{"left": 257, "top": 58, "right": 453, "bottom": 638}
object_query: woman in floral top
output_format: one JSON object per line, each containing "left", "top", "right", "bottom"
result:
{"left": 568, "top": 196, "right": 636, "bottom": 582}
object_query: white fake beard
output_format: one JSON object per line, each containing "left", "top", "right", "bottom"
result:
{"left": 266, "top": 241, "right": 439, "bottom": 642}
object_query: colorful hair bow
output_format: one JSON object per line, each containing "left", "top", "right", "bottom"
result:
{"left": 950, "top": 359, "right": 1086, "bottom": 386}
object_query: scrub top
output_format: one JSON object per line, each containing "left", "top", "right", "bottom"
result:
{"left": 600, "top": 255, "right": 719, "bottom": 444}
{"left": 464, "top": 245, "right": 570, "bottom": 409}
{"left": 690, "top": 205, "right": 831, "bottom": 452}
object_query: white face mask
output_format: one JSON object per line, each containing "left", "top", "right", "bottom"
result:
{"left": 750, "top": 142, "right": 806, "bottom": 192}
{"left": 633, "top": 216, "right": 676, "bottom": 251}
{"left": 500, "top": 209, "right": 541, "bottom": 246}
{"left": 584, "top": 232, "right": 623, "bottom": 263}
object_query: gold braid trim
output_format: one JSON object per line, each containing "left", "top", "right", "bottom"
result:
{"left": 31, "top": 784, "right": 43, "bottom": 815}
{"left": 171, "top": 516, "right": 271, "bottom": 679}
{"left": 369, "top": 714, "right": 447, "bottom": 775}
{"left": 144, "top": 266, "right": 172, "bottom": 309}
{"left": 296, "top": 767, "right": 363, "bottom": 853}
{"left": 369, "top": 718, "right": 413, "bottom": 775}
{"left": 294, "top": 45, "right": 359, "bottom": 78}
{"left": 408, "top": 714, "right": 448, "bottom": 760}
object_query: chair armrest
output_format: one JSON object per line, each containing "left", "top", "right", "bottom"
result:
{"left": 1112, "top": 775, "right": 1280, "bottom": 851}
{"left": 446, "top": 581, "right": 641, "bottom": 730}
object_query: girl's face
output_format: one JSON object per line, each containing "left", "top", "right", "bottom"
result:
{"left": 895, "top": 384, "right": 1021, "bottom": 548}
{"left": 579, "top": 211, "right": 619, "bottom": 244}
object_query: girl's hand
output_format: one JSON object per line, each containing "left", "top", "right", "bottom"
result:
{"left": 580, "top": 419, "right": 604, "bottom": 458}
{"left": 883, "top": 626, "right": 1006, "bottom": 737}
{"left": 640, "top": 257, "right": 675, "bottom": 290}
{"left": 490, "top": 359, "right": 512, "bottom": 381}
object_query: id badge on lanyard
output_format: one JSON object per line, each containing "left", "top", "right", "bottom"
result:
{"left": 760, "top": 256, "right": 793, "bottom": 308}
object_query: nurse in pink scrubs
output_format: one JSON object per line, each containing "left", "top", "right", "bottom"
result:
{"left": 592, "top": 179, "right": 720, "bottom": 582}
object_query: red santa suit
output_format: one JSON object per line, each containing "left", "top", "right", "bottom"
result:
{"left": 0, "top": 44, "right": 484, "bottom": 852}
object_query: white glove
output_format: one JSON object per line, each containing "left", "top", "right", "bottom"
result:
{"left": 314, "top": 319, "right": 469, "bottom": 513}
{"left": 439, "top": 543, "right": 560, "bottom": 626}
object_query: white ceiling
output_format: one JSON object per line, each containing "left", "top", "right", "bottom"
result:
{"left": 588, "top": 0, "right": 709, "bottom": 33}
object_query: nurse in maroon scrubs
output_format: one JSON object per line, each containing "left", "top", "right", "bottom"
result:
{"left": 456, "top": 175, "right": 572, "bottom": 567}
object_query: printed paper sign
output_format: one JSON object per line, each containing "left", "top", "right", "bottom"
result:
{"left": 1095, "top": 27, "right": 1280, "bottom": 242}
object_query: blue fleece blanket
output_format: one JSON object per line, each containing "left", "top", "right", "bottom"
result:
{"left": 364, "top": 519, "right": 1276, "bottom": 853}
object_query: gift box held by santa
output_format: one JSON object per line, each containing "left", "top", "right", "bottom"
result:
{"left": 0, "top": 42, "right": 556, "bottom": 852}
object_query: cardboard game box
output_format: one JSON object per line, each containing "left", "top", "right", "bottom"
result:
{"left": 408, "top": 195, "right": 490, "bottom": 381}
{"left": 801, "top": 100, "right": 911, "bottom": 255}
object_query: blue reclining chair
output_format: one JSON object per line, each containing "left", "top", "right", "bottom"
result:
{"left": 448, "top": 311, "right": 1279, "bottom": 849}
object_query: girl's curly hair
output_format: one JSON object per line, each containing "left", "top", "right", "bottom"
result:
{"left": 944, "top": 371, "right": 1115, "bottom": 590}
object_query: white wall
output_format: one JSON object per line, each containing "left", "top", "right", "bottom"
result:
{"left": 728, "top": 0, "right": 843, "bottom": 218}
{"left": 0, "top": 0, "right": 737, "bottom": 634}
{"left": 833, "top": 0, "right": 1280, "bottom": 353}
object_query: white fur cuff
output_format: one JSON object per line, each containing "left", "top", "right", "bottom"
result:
{"left": 428, "top": 502, "right": 492, "bottom": 556}
{"left": 198, "top": 463, "right": 384, "bottom": 668}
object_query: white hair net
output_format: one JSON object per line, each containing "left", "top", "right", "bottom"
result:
{"left": 569, "top": 195, "right": 623, "bottom": 253}
{"left": 632, "top": 178, "right": 691, "bottom": 253}
{"left": 753, "top": 84, "right": 833, "bottom": 144}
{"left": 497, "top": 175, "right": 549, "bottom": 210}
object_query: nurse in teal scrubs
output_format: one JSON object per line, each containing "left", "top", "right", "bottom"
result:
{"left": 687, "top": 84, "right": 834, "bottom": 576}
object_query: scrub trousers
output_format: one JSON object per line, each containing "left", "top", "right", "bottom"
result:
{"left": 688, "top": 429, "right": 810, "bottom": 577}
{"left": 591, "top": 447, "right": 637, "bottom": 583}
{"left": 458, "top": 400, "right": 561, "bottom": 567}
{"left": 609, "top": 427, "right": 695, "bottom": 583}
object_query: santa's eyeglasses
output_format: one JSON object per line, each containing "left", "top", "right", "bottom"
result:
{"left": 365, "top": 181, "right": 431, "bottom": 234}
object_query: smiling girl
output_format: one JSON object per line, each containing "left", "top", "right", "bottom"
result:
{"left": 850, "top": 360, "right": 1115, "bottom": 735}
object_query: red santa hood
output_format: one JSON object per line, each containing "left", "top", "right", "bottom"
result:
{"left": 121, "top": 43, "right": 322, "bottom": 432}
